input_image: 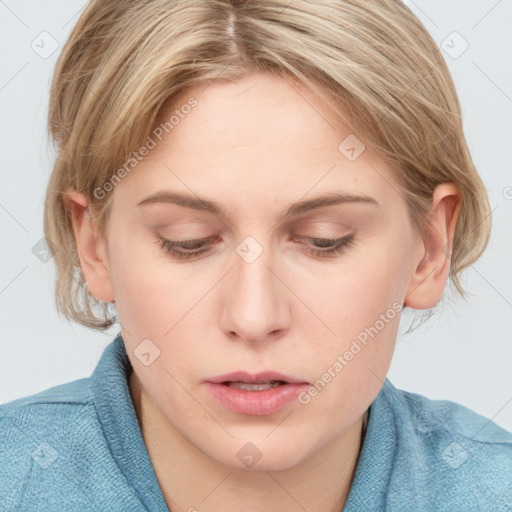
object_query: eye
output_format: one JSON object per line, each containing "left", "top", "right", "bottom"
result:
{"left": 295, "top": 234, "right": 356, "bottom": 258}
{"left": 156, "top": 233, "right": 214, "bottom": 260}
{"left": 155, "top": 233, "right": 356, "bottom": 260}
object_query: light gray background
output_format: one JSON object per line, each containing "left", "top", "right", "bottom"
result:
{"left": 1, "top": 0, "right": 511, "bottom": 431}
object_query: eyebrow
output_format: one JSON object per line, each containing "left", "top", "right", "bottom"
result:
{"left": 136, "top": 190, "right": 379, "bottom": 219}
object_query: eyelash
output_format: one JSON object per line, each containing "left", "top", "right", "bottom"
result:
{"left": 156, "top": 233, "right": 356, "bottom": 260}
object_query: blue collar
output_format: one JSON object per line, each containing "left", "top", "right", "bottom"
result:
{"left": 91, "top": 334, "right": 170, "bottom": 511}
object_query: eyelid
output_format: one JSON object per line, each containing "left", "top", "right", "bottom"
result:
{"left": 156, "top": 232, "right": 356, "bottom": 261}
{"left": 156, "top": 233, "right": 214, "bottom": 248}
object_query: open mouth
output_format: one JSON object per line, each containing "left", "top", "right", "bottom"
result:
{"left": 205, "top": 371, "right": 309, "bottom": 415}
{"left": 206, "top": 378, "right": 309, "bottom": 415}
{"left": 222, "top": 380, "right": 287, "bottom": 391}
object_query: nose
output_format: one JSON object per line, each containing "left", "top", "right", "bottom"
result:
{"left": 219, "top": 238, "right": 291, "bottom": 346}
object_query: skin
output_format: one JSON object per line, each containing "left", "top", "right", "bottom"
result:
{"left": 66, "top": 72, "right": 460, "bottom": 511}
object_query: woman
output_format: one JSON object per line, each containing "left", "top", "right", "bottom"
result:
{"left": 1, "top": 0, "right": 510, "bottom": 510}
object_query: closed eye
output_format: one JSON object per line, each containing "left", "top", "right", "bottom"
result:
{"left": 155, "top": 233, "right": 356, "bottom": 260}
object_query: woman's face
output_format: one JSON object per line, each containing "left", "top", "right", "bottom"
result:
{"left": 96, "top": 72, "right": 427, "bottom": 470}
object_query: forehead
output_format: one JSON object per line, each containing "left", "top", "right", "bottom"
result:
{"left": 112, "top": 72, "right": 403, "bottom": 215}
{"left": 161, "top": 73, "right": 343, "bottom": 154}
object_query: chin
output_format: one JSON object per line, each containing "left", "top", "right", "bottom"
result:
{"left": 208, "top": 437, "right": 313, "bottom": 473}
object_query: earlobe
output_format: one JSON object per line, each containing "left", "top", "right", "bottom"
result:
{"left": 404, "top": 183, "right": 461, "bottom": 310}
{"left": 63, "top": 190, "right": 115, "bottom": 303}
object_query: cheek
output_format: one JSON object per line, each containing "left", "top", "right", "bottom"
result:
{"left": 312, "top": 238, "right": 409, "bottom": 341}
{"left": 300, "top": 237, "right": 409, "bottom": 397}
{"left": 106, "top": 233, "right": 180, "bottom": 336}
{"left": 107, "top": 233, "right": 215, "bottom": 376}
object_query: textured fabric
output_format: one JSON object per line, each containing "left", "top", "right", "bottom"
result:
{"left": 1, "top": 334, "right": 511, "bottom": 511}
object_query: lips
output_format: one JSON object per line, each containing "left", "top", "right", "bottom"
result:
{"left": 204, "top": 371, "right": 310, "bottom": 416}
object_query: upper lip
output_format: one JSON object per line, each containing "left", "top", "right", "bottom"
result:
{"left": 205, "top": 371, "right": 310, "bottom": 385}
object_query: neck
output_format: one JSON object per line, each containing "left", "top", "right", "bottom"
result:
{"left": 129, "top": 372, "right": 367, "bottom": 512}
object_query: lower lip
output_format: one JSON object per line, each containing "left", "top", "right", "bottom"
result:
{"left": 205, "top": 382, "right": 310, "bottom": 416}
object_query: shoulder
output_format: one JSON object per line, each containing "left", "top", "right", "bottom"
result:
{"left": 388, "top": 381, "right": 512, "bottom": 444}
{"left": 0, "top": 378, "right": 106, "bottom": 509}
{"left": 1, "top": 377, "right": 95, "bottom": 435}
{"left": 0, "top": 377, "right": 97, "bottom": 455}
{"left": 0, "top": 337, "right": 158, "bottom": 511}
{"left": 2, "top": 376, "right": 93, "bottom": 410}
{"left": 1, "top": 377, "right": 96, "bottom": 439}
{"left": 382, "top": 380, "right": 512, "bottom": 509}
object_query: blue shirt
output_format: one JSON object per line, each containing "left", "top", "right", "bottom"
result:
{"left": 1, "top": 334, "right": 511, "bottom": 511}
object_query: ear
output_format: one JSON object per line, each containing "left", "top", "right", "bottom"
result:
{"left": 404, "top": 183, "right": 461, "bottom": 309}
{"left": 63, "top": 190, "right": 115, "bottom": 303}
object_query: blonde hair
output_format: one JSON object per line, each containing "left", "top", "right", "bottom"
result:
{"left": 44, "top": 0, "right": 491, "bottom": 331}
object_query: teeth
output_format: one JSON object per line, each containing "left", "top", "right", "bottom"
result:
{"left": 227, "top": 380, "right": 284, "bottom": 391}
